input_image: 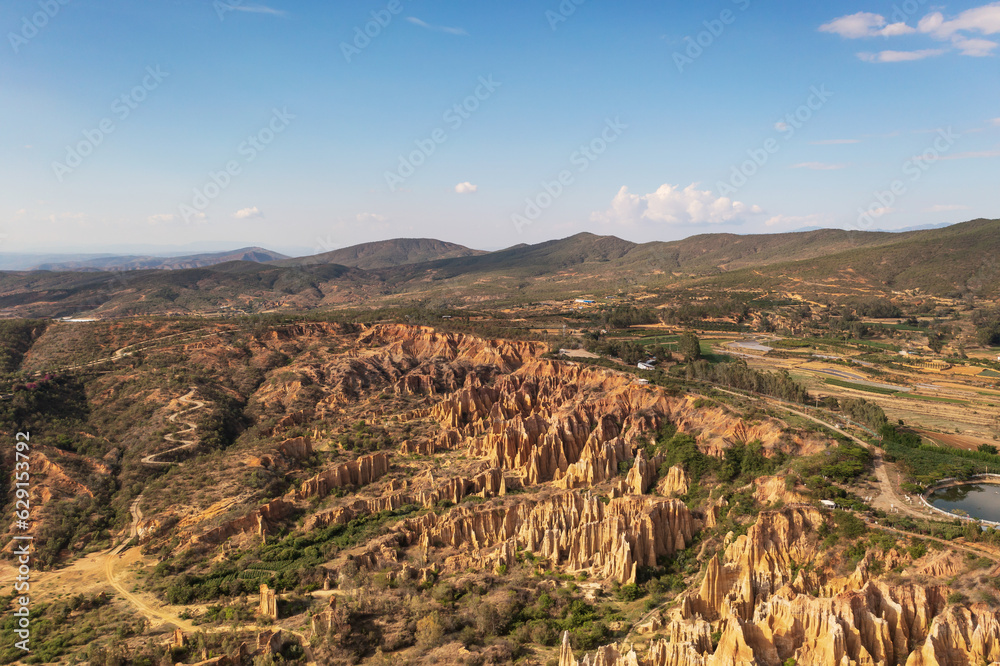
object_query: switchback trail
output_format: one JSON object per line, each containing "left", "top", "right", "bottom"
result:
{"left": 140, "top": 387, "right": 206, "bottom": 465}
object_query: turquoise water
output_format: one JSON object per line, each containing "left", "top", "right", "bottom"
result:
{"left": 928, "top": 483, "right": 1000, "bottom": 523}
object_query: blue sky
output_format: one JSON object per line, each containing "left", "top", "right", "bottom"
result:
{"left": 2, "top": 0, "right": 998, "bottom": 255}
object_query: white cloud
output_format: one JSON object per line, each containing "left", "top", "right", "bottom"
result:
{"left": 810, "top": 139, "right": 862, "bottom": 145}
{"left": 819, "top": 12, "right": 915, "bottom": 38}
{"left": 938, "top": 149, "right": 1000, "bottom": 160}
{"left": 774, "top": 121, "right": 790, "bottom": 132}
{"left": 792, "top": 162, "right": 849, "bottom": 170}
{"left": 952, "top": 36, "right": 998, "bottom": 56}
{"left": 147, "top": 213, "right": 176, "bottom": 225}
{"left": 231, "top": 5, "right": 285, "bottom": 16}
{"left": 926, "top": 204, "right": 972, "bottom": 212}
{"left": 825, "top": 4, "right": 1000, "bottom": 60}
{"left": 857, "top": 49, "right": 947, "bottom": 62}
{"left": 234, "top": 206, "right": 263, "bottom": 219}
{"left": 991, "top": 118, "right": 1000, "bottom": 126}
{"left": 591, "top": 183, "right": 763, "bottom": 227}
{"left": 764, "top": 213, "right": 829, "bottom": 228}
{"left": 918, "top": 4, "right": 1000, "bottom": 39}
{"left": 356, "top": 212, "right": 388, "bottom": 223}
{"left": 454, "top": 182, "right": 478, "bottom": 194}
{"left": 406, "top": 17, "right": 468, "bottom": 35}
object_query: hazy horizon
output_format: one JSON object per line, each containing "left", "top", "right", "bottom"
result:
{"left": 4, "top": 1, "right": 999, "bottom": 255}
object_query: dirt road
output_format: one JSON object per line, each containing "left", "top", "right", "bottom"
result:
{"left": 140, "top": 388, "right": 206, "bottom": 465}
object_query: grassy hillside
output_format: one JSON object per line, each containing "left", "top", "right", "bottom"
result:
{"left": 279, "top": 238, "right": 483, "bottom": 269}
{"left": 0, "top": 219, "right": 996, "bottom": 317}
{"left": 697, "top": 218, "right": 1000, "bottom": 297}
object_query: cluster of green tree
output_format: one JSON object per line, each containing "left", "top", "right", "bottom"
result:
{"left": 716, "top": 441, "right": 785, "bottom": 484}
{"left": 193, "top": 383, "right": 248, "bottom": 452}
{"left": 0, "top": 593, "right": 149, "bottom": 665}
{"left": 509, "top": 593, "right": 609, "bottom": 651}
{"left": 80, "top": 628, "right": 263, "bottom": 666}
{"left": 0, "top": 319, "right": 48, "bottom": 373}
{"left": 337, "top": 420, "right": 394, "bottom": 452}
{"left": 595, "top": 305, "right": 659, "bottom": 330}
{"left": 877, "top": 513, "right": 1000, "bottom": 563}
{"left": 583, "top": 336, "right": 647, "bottom": 365}
{"left": 838, "top": 398, "right": 888, "bottom": 430}
{"left": 650, "top": 431, "right": 712, "bottom": 484}
{"left": 678, "top": 332, "right": 702, "bottom": 362}
{"left": 826, "top": 315, "right": 871, "bottom": 340}
{"left": 659, "top": 297, "right": 751, "bottom": 325}
{"left": 854, "top": 298, "right": 903, "bottom": 319}
{"left": 0, "top": 374, "right": 89, "bottom": 433}
{"left": 684, "top": 360, "right": 810, "bottom": 404}
{"left": 162, "top": 505, "right": 421, "bottom": 603}
{"left": 972, "top": 307, "right": 1000, "bottom": 346}
{"left": 34, "top": 475, "right": 117, "bottom": 569}
{"left": 880, "top": 425, "right": 1000, "bottom": 483}
{"left": 794, "top": 441, "right": 872, "bottom": 485}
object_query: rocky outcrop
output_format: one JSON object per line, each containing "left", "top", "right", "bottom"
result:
{"left": 558, "top": 438, "right": 632, "bottom": 490}
{"left": 276, "top": 436, "right": 312, "bottom": 460}
{"left": 188, "top": 497, "right": 295, "bottom": 547}
{"left": 687, "top": 505, "right": 829, "bottom": 621}
{"left": 906, "top": 604, "right": 1000, "bottom": 665}
{"left": 394, "top": 491, "right": 694, "bottom": 583}
{"left": 624, "top": 449, "right": 660, "bottom": 495}
{"left": 657, "top": 464, "right": 689, "bottom": 497}
{"left": 297, "top": 452, "right": 390, "bottom": 499}
{"left": 357, "top": 324, "right": 543, "bottom": 375}
{"left": 421, "top": 358, "right": 821, "bottom": 489}
{"left": 303, "top": 468, "right": 506, "bottom": 530}
{"left": 569, "top": 505, "right": 961, "bottom": 666}
{"left": 753, "top": 475, "right": 806, "bottom": 506}
{"left": 258, "top": 584, "right": 278, "bottom": 620}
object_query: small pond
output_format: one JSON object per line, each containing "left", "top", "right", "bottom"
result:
{"left": 927, "top": 483, "right": 1000, "bottom": 524}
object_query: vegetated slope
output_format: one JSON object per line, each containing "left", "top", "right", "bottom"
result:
{"left": 628, "top": 227, "right": 917, "bottom": 274}
{"left": 278, "top": 238, "right": 484, "bottom": 269}
{"left": 699, "top": 217, "right": 1000, "bottom": 296}
{"left": 0, "top": 219, "right": 993, "bottom": 318}
{"left": 31, "top": 247, "right": 288, "bottom": 272}
{"left": 0, "top": 261, "right": 376, "bottom": 319}
{"left": 7, "top": 320, "right": 1000, "bottom": 666}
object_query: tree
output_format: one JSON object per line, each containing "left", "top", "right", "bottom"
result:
{"left": 679, "top": 332, "right": 702, "bottom": 363}
{"left": 416, "top": 612, "right": 445, "bottom": 648}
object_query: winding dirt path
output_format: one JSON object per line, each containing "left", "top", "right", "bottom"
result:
{"left": 103, "top": 494, "right": 318, "bottom": 663}
{"left": 140, "top": 388, "right": 206, "bottom": 465}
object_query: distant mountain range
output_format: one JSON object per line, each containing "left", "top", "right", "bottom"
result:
{"left": 0, "top": 219, "right": 995, "bottom": 318}
{"left": 0, "top": 247, "right": 287, "bottom": 272}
